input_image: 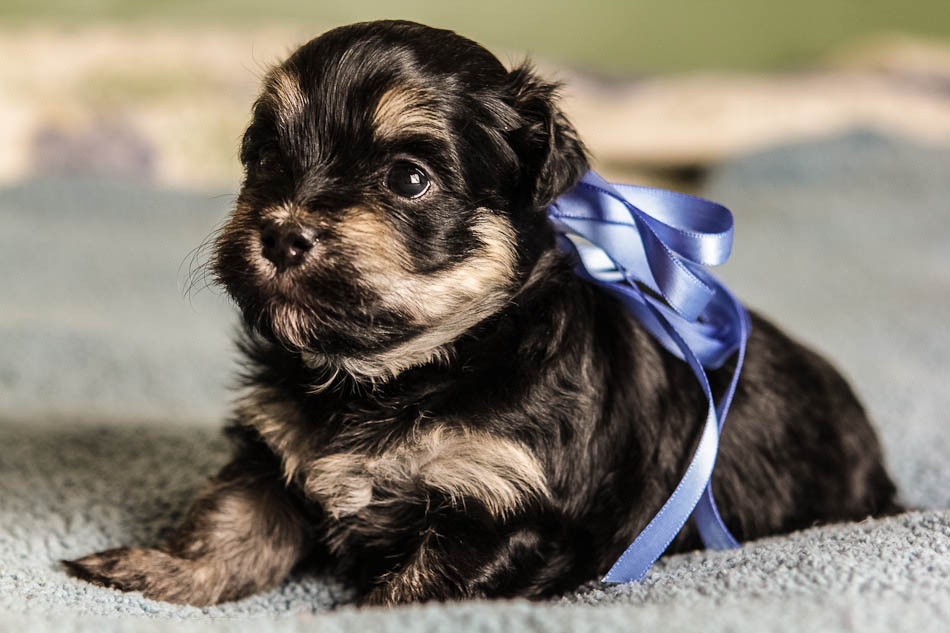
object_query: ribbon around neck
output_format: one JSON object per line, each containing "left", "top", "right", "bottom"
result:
{"left": 548, "top": 170, "right": 750, "bottom": 582}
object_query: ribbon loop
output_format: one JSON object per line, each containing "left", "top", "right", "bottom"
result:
{"left": 548, "top": 170, "right": 750, "bottom": 583}
{"left": 550, "top": 171, "right": 735, "bottom": 323}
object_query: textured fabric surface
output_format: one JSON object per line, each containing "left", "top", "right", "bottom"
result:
{"left": 1, "top": 132, "right": 948, "bottom": 631}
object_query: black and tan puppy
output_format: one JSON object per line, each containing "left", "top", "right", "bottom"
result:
{"left": 64, "top": 20, "right": 900, "bottom": 606}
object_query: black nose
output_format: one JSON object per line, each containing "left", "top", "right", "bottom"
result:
{"left": 260, "top": 223, "right": 316, "bottom": 270}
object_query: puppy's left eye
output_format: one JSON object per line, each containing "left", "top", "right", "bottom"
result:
{"left": 386, "top": 162, "right": 430, "bottom": 199}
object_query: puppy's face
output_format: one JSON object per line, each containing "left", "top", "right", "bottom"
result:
{"left": 213, "top": 20, "right": 587, "bottom": 377}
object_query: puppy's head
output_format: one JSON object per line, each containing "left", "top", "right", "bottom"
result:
{"left": 213, "top": 20, "right": 587, "bottom": 378}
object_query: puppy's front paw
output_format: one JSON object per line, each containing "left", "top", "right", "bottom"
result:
{"left": 361, "top": 582, "right": 405, "bottom": 607}
{"left": 62, "top": 547, "right": 220, "bottom": 606}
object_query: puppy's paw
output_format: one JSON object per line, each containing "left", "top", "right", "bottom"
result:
{"left": 62, "top": 547, "right": 221, "bottom": 606}
{"left": 62, "top": 547, "right": 147, "bottom": 592}
{"left": 360, "top": 579, "right": 472, "bottom": 607}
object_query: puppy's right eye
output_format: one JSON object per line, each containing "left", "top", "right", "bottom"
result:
{"left": 253, "top": 144, "right": 284, "bottom": 174}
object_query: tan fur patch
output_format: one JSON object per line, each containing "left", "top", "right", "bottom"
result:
{"left": 304, "top": 426, "right": 549, "bottom": 519}
{"left": 261, "top": 201, "right": 301, "bottom": 225}
{"left": 314, "top": 207, "right": 518, "bottom": 379}
{"left": 235, "top": 386, "right": 313, "bottom": 483}
{"left": 365, "top": 528, "right": 440, "bottom": 605}
{"left": 333, "top": 207, "right": 416, "bottom": 274}
{"left": 372, "top": 85, "right": 444, "bottom": 138}
{"left": 265, "top": 301, "right": 317, "bottom": 350}
{"left": 262, "top": 66, "right": 307, "bottom": 123}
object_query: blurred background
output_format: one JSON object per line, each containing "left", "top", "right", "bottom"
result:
{"left": 3, "top": 1, "right": 950, "bottom": 190}
{"left": 1, "top": 1, "right": 949, "bottom": 508}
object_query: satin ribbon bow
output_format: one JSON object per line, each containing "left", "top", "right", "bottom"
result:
{"left": 548, "top": 170, "right": 750, "bottom": 583}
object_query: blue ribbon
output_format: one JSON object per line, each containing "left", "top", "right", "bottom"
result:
{"left": 548, "top": 170, "right": 750, "bottom": 582}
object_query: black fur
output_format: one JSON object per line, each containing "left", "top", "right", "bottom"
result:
{"left": 64, "top": 20, "right": 899, "bottom": 606}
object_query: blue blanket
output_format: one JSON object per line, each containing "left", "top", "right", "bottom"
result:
{"left": 2, "top": 131, "right": 948, "bottom": 631}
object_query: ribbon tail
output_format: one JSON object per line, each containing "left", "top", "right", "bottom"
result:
{"left": 551, "top": 170, "right": 751, "bottom": 582}
{"left": 692, "top": 277, "right": 749, "bottom": 550}
{"left": 602, "top": 289, "right": 724, "bottom": 582}
{"left": 693, "top": 486, "right": 740, "bottom": 550}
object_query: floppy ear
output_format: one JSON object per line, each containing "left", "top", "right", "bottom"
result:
{"left": 505, "top": 64, "right": 589, "bottom": 210}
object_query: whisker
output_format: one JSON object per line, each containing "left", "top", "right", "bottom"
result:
{"left": 179, "top": 220, "right": 229, "bottom": 304}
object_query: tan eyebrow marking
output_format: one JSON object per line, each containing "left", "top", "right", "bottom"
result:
{"left": 261, "top": 66, "right": 308, "bottom": 124}
{"left": 372, "top": 84, "right": 445, "bottom": 138}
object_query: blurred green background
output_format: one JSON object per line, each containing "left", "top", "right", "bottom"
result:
{"left": 3, "top": 0, "right": 950, "bottom": 73}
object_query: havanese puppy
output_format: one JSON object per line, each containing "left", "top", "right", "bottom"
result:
{"left": 63, "top": 20, "right": 900, "bottom": 606}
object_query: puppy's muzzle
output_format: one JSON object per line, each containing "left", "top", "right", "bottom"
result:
{"left": 260, "top": 222, "right": 317, "bottom": 270}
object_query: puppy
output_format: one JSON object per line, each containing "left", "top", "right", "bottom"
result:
{"left": 64, "top": 20, "right": 900, "bottom": 606}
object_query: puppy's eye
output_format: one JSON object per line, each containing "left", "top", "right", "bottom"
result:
{"left": 254, "top": 145, "right": 284, "bottom": 173}
{"left": 386, "top": 161, "right": 430, "bottom": 199}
